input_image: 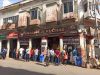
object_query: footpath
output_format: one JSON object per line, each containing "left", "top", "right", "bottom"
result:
{"left": 0, "top": 58, "right": 100, "bottom": 75}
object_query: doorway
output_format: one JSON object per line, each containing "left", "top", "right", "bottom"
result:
{"left": 2, "top": 40, "right": 7, "bottom": 48}
{"left": 48, "top": 37, "right": 59, "bottom": 49}
{"left": 32, "top": 38, "right": 41, "bottom": 49}
{"left": 9, "top": 39, "right": 17, "bottom": 57}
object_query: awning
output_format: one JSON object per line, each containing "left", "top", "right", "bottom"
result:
{"left": 7, "top": 32, "right": 18, "bottom": 39}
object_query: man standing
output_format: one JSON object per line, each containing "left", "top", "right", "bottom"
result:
{"left": 49, "top": 49, "right": 55, "bottom": 63}
{"left": 19, "top": 47, "right": 24, "bottom": 59}
{"left": 55, "top": 49, "right": 60, "bottom": 65}
{"left": 25, "top": 47, "right": 30, "bottom": 62}
{"left": 72, "top": 48, "right": 78, "bottom": 65}
{"left": 33, "top": 48, "right": 38, "bottom": 61}
{"left": 45, "top": 48, "right": 50, "bottom": 66}
{"left": 1, "top": 48, "right": 7, "bottom": 59}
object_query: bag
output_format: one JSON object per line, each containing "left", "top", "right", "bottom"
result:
{"left": 40, "top": 54, "right": 44, "bottom": 62}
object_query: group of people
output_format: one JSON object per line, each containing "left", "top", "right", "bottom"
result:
{"left": 11, "top": 47, "right": 39, "bottom": 62}
{"left": 0, "top": 46, "right": 100, "bottom": 68}
{"left": 9, "top": 47, "right": 82, "bottom": 67}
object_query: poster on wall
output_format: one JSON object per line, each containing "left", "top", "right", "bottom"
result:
{"left": 41, "top": 39, "right": 47, "bottom": 51}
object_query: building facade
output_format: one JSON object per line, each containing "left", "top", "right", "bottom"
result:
{"left": 0, "top": 0, "right": 100, "bottom": 64}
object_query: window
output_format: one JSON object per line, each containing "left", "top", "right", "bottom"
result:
{"left": 89, "top": 2, "right": 92, "bottom": 10}
{"left": 84, "top": 3, "right": 87, "bottom": 12}
{"left": 64, "top": 1, "right": 73, "bottom": 13}
{"left": 31, "top": 8, "right": 38, "bottom": 19}
{"left": 3, "top": 15, "right": 19, "bottom": 24}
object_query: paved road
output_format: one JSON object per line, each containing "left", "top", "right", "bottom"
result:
{"left": 0, "top": 58, "right": 100, "bottom": 75}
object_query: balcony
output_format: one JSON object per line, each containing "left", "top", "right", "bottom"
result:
{"left": 46, "top": 11, "right": 57, "bottom": 23}
{"left": 30, "top": 19, "right": 41, "bottom": 25}
{"left": 84, "top": 10, "right": 100, "bottom": 19}
{"left": 63, "top": 12, "right": 75, "bottom": 19}
{"left": 1, "top": 23, "right": 16, "bottom": 30}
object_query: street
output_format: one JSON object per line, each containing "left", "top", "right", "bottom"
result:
{"left": 0, "top": 58, "right": 100, "bottom": 75}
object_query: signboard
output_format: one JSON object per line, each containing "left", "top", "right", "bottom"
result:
{"left": 7, "top": 32, "right": 18, "bottom": 39}
{"left": 19, "top": 25, "right": 78, "bottom": 37}
{"left": 19, "top": 38, "right": 29, "bottom": 45}
{"left": 0, "top": 35, "right": 6, "bottom": 40}
{"left": 63, "top": 37, "right": 80, "bottom": 45}
{"left": 41, "top": 39, "right": 47, "bottom": 51}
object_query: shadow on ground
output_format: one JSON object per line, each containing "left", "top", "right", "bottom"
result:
{"left": 0, "top": 66, "right": 54, "bottom": 75}
{"left": 35, "top": 62, "right": 46, "bottom": 67}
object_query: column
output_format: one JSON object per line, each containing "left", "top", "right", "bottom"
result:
{"left": 80, "top": 33, "right": 87, "bottom": 67}
{"left": 41, "top": 37, "right": 48, "bottom": 51}
{"left": 17, "top": 39, "right": 20, "bottom": 50}
{"left": 59, "top": 36, "right": 63, "bottom": 51}
{"left": 29, "top": 38, "right": 32, "bottom": 48}
{"left": 91, "top": 38, "right": 95, "bottom": 58}
{"left": 7, "top": 40, "right": 10, "bottom": 57}
{"left": 0, "top": 40, "right": 2, "bottom": 52}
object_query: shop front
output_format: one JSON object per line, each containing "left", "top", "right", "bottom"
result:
{"left": 18, "top": 24, "right": 79, "bottom": 52}
{"left": 0, "top": 34, "right": 7, "bottom": 52}
{"left": 6, "top": 32, "right": 18, "bottom": 57}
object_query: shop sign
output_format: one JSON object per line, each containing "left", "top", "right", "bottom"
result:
{"left": 41, "top": 38, "right": 47, "bottom": 51}
{"left": 0, "top": 35, "right": 6, "bottom": 39}
{"left": 7, "top": 32, "right": 18, "bottom": 39}
{"left": 44, "top": 27, "right": 78, "bottom": 35}
{"left": 44, "top": 28, "right": 65, "bottom": 34}
{"left": 19, "top": 26, "right": 78, "bottom": 37}
{"left": 19, "top": 39, "right": 29, "bottom": 45}
{"left": 63, "top": 37, "right": 80, "bottom": 45}
{"left": 19, "top": 30, "right": 41, "bottom": 37}
{"left": 41, "top": 42, "right": 46, "bottom": 45}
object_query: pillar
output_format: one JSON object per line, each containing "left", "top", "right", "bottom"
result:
{"left": 90, "top": 38, "right": 95, "bottom": 58}
{"left": 7, "top": 40, "right": 10, "bottom": 57}
{"left": 59, "top": 36, "right": 63, "bottom": 51}
{"left": 41, "top": 37, "right": 48, "bottom": 51}
{"left": 80, "top": 33, "right": 87, "bottom": 67}
{"left": 17, "top": 39, "right": 20, "bottom": 50}
{"left": 29, "top": 38, "right": 32, "bottom": 49}
{"left": 0, "top": 40, "right": 2, "bottom": 52}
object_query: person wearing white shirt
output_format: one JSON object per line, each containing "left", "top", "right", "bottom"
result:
{"left": 49, "top": 49, "right": 55, "bottom": 63}
{"left": 33, "top": 48, "right": 39, "bottom": 61}
{"left": 19, "top": 47, "right": 24, "bottom": 58}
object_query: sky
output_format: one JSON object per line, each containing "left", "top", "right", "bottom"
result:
{"left": 0, "top": 0, "right": 22, "bottom": 7}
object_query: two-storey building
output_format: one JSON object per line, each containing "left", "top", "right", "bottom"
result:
{"left": 0, "top": 0, "right": 100, "bottom": 65}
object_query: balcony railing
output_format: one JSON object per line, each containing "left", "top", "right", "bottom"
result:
{"left": 30, "top": 19, "right": 41, "bottom": 25}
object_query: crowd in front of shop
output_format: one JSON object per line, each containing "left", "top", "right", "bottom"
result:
{"left": 0, "top": 46, "right": 100, "bottom": 68}
{"left": 0, "top": 46, "right": 85, "bottom": 66}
